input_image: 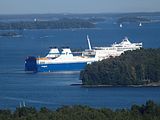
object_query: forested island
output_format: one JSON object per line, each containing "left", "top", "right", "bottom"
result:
{"left": 0, "top": 18, "right": 95, "bottom": 30}
{"left": 80, "top": 49, "right": 160, "bottom": 86}
{"left": 0, "top": 31, "right": 21, "bottom": 37}
{"left": 117, "top": 16, "right": 150, "bottom": 24}
{"left": 0, "top": 100, "right": 160, "bottom": 120}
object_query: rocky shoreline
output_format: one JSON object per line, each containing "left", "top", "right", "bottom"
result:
{"left": 78, "top": 82, "right": 160, "bottom": 88}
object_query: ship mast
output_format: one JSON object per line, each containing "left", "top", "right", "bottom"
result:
{"left": 87, "top": 35, "right": 92, "bottom": 50}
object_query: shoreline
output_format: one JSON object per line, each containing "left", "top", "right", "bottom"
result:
{"left": 71, "top": 82, "right": 160, "bottom": 88}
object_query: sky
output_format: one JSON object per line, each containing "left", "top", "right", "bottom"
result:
{"left": 0, "top": 0, "right": 160, "bottom": 14}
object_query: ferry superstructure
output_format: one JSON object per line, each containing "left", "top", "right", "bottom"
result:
{"left": 25, "top": 36, "right": 142, "bottom": 72}
{"left": 82, "top": 37, "right": 142, "bottom": 61}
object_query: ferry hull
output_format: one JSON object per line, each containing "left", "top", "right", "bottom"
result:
{"left": 37, "top": 62, "right": 87, "bottom": 72}
{"left": 25, "top": 57, "right": 87, "bottom": 72}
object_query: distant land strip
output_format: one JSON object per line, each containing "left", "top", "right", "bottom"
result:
{"left": 0, "top": 18, "right": 95, "bottom": 30}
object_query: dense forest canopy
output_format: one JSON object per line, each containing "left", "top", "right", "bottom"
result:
{"left": 80, "top": 49, "right": 160, "bottom": 86}
{"left": 0, "top": 100, "right": 159, "bottom": 120}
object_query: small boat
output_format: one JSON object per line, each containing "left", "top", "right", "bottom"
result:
{"left": 120, "top": 23, "right": 123, "bottom": 28}
{"left": 139, "top": 22, "right": 142, "bottom": 27}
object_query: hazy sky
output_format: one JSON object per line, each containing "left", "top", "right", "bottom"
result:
{"left": 0, "top": 0, "right": 160, "bottom": 14}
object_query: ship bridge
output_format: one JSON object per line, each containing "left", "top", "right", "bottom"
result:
{"left": 60, "top": 48, "right": 73, "bottom": 58}
{"left": 46, "top": 47, "right": 60, "bottom": 58}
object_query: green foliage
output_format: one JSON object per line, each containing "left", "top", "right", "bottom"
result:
{"left": 0, "top": 109, "right": 12, "bottom": 120}
{"left": 80, "top": 48, "right": 160, "bottom": 86}
{"left": 0, "top": 101, "right": 160, "bottom": 120}
{"left": 14, "top": 107, "right": 37, "bottom": 118}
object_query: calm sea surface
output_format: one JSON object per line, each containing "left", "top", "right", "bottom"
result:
{"left": 0, "top": 16, "right": 160, "bottom": 110}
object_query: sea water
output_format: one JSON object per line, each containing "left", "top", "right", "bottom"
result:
{"left": 0, "top": 15, "right": 160, "bottom": 110}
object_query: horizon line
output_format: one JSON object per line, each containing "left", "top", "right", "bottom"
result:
{"left": 0, "top": 11, "right": 160, "bottom": 16}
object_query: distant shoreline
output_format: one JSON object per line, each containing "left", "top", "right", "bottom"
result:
{"left": 71, "top": 82, "right": 160, "bottom": 88}
{"left": 0, "top": 19, "right": 95, "bottom": 30}
{"left": 0, "top": 11, "right": 160, "bottom": 16}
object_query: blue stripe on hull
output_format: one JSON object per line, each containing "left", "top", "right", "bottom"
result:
{"left": 37, "top": 62, "right": 87, "bottom": 72}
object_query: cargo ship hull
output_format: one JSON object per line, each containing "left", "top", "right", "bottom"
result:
{"left": 37, "top": 62, "right": 87, "bottom": 72}
{"left": 25, "top": 58, "right": 87, "bottom": 72}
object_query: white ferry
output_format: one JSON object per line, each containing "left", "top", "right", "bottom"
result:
{"left": 83, "top": 36, "right": 142, "bottom": 61}
{"left": 25, "top": 36, "right": 142, "bottom": 72}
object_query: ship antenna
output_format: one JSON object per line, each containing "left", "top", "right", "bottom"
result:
{"left": 87, "top": 35, "right": 92, "bottom": 50}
